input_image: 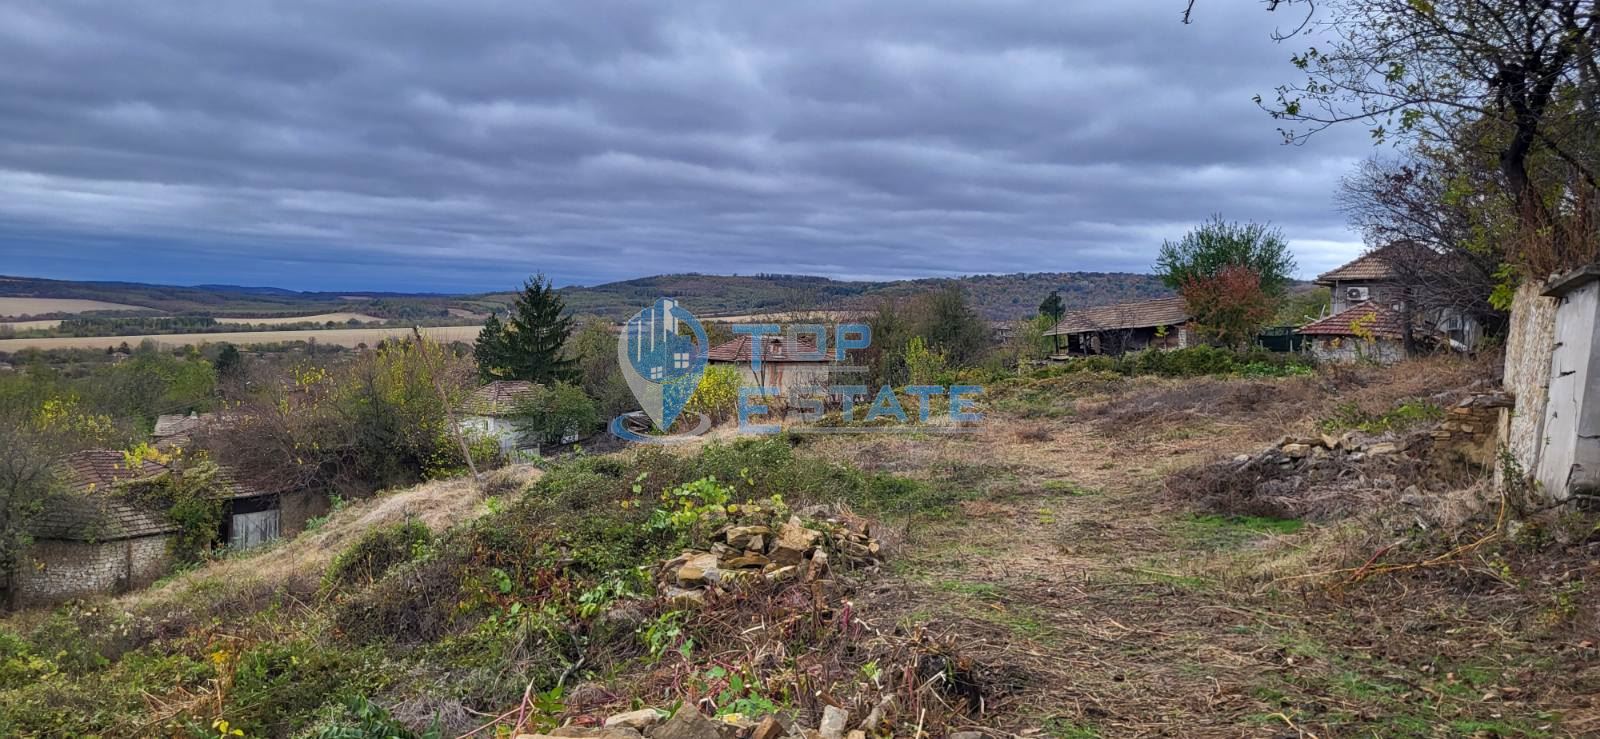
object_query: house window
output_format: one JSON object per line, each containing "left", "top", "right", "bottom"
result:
{"left": 649, "top": 366, "right": 663, "bottom": 380}
{"left": 674, "top": 352, "right": 689, "bottom": 369}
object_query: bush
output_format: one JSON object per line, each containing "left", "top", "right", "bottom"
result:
{"left": 324, "top": 520, "right": 433, "bottom": 590}
{"left": 1025, "top": 346, "right": 1313, "bottom": 379}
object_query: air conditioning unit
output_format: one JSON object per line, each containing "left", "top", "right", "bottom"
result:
{"left": 1346, "top": 286, "right": 1370, "bottom": 302}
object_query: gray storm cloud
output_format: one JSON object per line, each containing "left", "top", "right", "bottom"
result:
{"left": 0, "top": 0, "right": 1378, "bottom": 290}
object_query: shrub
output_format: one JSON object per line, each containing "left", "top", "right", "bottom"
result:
{"left": 324, "top": 520, "right": 433, "bottom": 590}
{"left": 686, "top": 364, "right": 741, "bottom": 423}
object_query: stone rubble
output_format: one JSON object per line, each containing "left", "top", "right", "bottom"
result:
{"left": 657, "top": 512, "right": 883, "bottom": 602}
{"left": 518, "top": 704, "right": 990, "bottom": 739}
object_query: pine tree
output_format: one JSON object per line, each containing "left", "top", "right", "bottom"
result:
{"left": 474, "top": 313, "right": 510, "bottom": 381}
{"left": 477, "top": 274, "right": 576, "bottom": 383}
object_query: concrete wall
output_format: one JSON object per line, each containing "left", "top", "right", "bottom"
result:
{"left": 1308, "top": 336, "right": 1406, "bottom": 365}
{"left": 279, "top": 489, "right": 330, "bottom": 537}
{"left": 14, "top": 536, "right": 171, "bottom": 607}
{"left": 1536, "top": 275, "right": 1600, "bottom": 497}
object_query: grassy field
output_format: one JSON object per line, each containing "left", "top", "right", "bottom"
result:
{"left": 0, "top": 324, "right": 481, "bottom": 351}
{"left": 0, "top": 297, "right": 149, "bottom": 317}
{"left": 211, "top": 312, "right": 385, "bottom": 325}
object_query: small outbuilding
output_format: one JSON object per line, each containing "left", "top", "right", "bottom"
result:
{"left": 458, "top": 380, "right": 541, "bottom": 456}
{"left": 1043, "top": 296, "right": 1192, "bottom": 357}
{"left": 1295, "top": 301, "right": 1409, "bottom": 364}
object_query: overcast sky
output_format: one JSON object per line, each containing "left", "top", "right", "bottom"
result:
{"left": 0, "top": 1, "right": 1382, "bottom": 292}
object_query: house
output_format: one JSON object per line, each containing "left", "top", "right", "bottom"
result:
{"left": 1314, "top": 244, "right": 1483, "bottom": 351}
{"left": 707, "top": 334, "right": 833, "bottom": 400}
{"left": 3, "top": 449, "right": 325, "bottom": 608}
{"left": 1295, "top": 301, "right": 1410, "bottom": 364}
{"left": 5, "top": 450, "right": 178, "bottom": 607}
{"left": 458, "top": 380, "right": 541, "bottom": 456}
{"left": 1043, "top": 296, "right": 1192, "bottom": 356}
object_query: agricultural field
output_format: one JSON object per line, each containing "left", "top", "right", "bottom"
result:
{"left": 211, "top": 312, "right": 385, "bottom": 325}
{"left": 0, "top": 297, "right": 149, "bottom": 317}
{"left": 0, "top": 324, "right": 482, "bottom": 351}
{"left": 0, "top": 319, "right": 62, "bottom": 331}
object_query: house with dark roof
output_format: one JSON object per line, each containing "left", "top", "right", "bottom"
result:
{"left": 1310, "top": 244, "right": 1483, "bottom": 355}
{"left": 1042, "top": 296, "right": 1191, "bottom": 357}
{"left": 4, "top": 448, "right": 319, "bottom": 608}
{"left": 707, "top": 334, "right": 833, "bottom": 400}
{"left": 457, "top": 380, "right": 541, "bottom": 457}
{"left": 5, "top": 450, "right": 177, "bottom": 607}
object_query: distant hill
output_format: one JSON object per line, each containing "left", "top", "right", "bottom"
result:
{"left": 522, "top": 271, "right": 1175, "bottom": 322}
{"left": 3, "top": 270, "right": 1176, "bottom": 323}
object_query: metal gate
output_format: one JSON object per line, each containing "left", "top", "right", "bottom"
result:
{"left": 229, "top": 509, "right": 281, "bottom": 550}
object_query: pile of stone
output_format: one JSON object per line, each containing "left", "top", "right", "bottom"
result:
{"left": 658, "top": 513, "right": 882, "bottom": 606}
{"left": 516, "top": 703, "right": 984, "bottom": 739}
{"left": 1249, "top": 431, "right": 1414, "bottom": 467}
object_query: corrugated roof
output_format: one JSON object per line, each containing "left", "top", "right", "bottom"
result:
{"left": 460, "top": 380, "right": 539, "bottom": 416}
{"left": 1044, "top": 296, "right": 1188, "bottom": 336}
{"left": 1295, "top": 301, "right": 1407, "bottom": 339}
{"left": 152, "top": 412, "right": 215, "bottom": 438}
{"left": 706, "top": 335, "right": 827, "bottom": 363}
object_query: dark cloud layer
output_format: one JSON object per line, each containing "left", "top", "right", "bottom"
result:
{"left": 0, "top": 1, "right": 1377, "bottom": 291}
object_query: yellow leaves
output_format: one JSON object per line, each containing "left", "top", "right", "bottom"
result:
{"left": 121, "top": 442, "right": 174, "bottom": 469}
{"left": 211, "top": 718, "right": 244, "bottom": 737}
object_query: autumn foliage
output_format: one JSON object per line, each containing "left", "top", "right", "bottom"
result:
{"left": 1178, "top": 265, "right": 1276, "bottom": 349}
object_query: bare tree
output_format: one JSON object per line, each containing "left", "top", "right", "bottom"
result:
{"left": 1339, "top": 153, "right": 1508, "bottom": 341}
{"left": 1260, "top": 0, "right": 1600, "bottom": 270}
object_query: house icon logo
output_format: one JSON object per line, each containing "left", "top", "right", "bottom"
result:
{"left": 614, "top": 298, "right": 710, "bottom": 439}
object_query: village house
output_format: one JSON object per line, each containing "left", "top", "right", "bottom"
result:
{"left": 3, "top": 448, "right": 327, "bottom": 608}
{"left": 1307, "top": 244, "right": 1484, "bottom": 354}
{"left": 457, "top": 380, "right": 541, "bottom": 456}
{"left": 707, "top": 334, "right": 832, "bottom": 400}
{"left": 1043, "top": 296, "right": 1192, "bottom": 357}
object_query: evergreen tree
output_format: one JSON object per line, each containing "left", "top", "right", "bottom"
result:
{"left": 476, "top": 275, "right": 576, "bottom": 383}
{"left": 1038, "top": 290, "right": 1064, "bottom": 355}
{"left": 474, "top": 313, "right": 510, "bottom": 381}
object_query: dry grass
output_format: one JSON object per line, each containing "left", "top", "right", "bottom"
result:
{"left": 0, "top": 324, "right": 483, "bottom": 351}
{"left": 0, "top": 297, "right": 149, "bottom": 318}
{"left": 212, "top": 312, "right": 383, "bottom": 325}
{"left": 123, "top": 465, "right": 536, "bottom": 610}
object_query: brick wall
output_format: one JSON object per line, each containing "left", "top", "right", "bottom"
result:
{"left": 14, "top": 535, "right": 172, "bottom": 607}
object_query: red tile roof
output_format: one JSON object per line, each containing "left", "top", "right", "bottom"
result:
{"left": 1044, "top": 296, "right": 1188, "bottom": 336}
{"left": 1314, "top": 243, "right": 1440, "bottom": 285}
{"left": 707, "top": 334, "right": 827, "bottom": 363}
{"left": 1296, "top": 301, "right": 1408, "bottom": 339}
{"left": 36, "top": 450, "right": 179, "bottom": 541}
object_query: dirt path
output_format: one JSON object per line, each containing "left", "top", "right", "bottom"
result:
{"left": 805, "top": 409, "right": 1588, "bottom": 737}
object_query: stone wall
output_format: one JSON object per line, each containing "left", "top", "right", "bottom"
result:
{"left": 1500, "top": 281, "right": 1560, "bottom": 488}
{"left": 1433, "top": 393, "right": 1514, "bottom": 468}
{"left": 1308, "top": 336, "right": 1406, "bottom": 365}
{"left": 14, "top": 535, "right": 171, "bottom": 607}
